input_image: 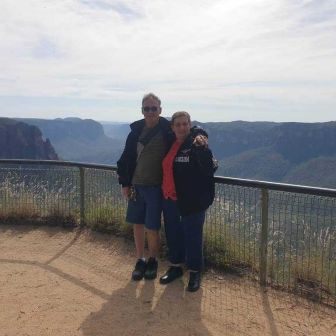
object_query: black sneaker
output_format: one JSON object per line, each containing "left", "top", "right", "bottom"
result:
{"left": 132, "top": 259, "right": 147, "bottom": 281}
{"left": 159, "top": 266, "right": 183, "bottom": 285}
{"left": 187, "top": 271, "right": 201, "bottom": 292}
{"left": 144, "top": 257, "right": 158, "bottom": 280}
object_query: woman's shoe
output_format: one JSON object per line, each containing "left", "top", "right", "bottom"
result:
{"left": 187, "top": 271, "right": 201, "bottom": 292}
{"left": 159, "top": 266, "right": 183, "bottom": 284}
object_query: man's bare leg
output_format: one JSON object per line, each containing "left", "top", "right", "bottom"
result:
{"left": 131, "top": 224, "right": 146, "bottom": 280}
{"left": 133, "top": 224, "right": 145, "bottom": 259}
{"left": 144, "top": 228, "right": 160, "bottom": 280}
{"left": 146, "top": 228, "right": 160, "bottom": 258}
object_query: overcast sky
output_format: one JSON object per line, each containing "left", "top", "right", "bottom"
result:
{"left": 0, "top": 0, "right": 335, "bottom": 122}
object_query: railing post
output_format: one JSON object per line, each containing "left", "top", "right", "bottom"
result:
{"left": 79, "top": 167, "right": 85, "bottom": 227}
{"left": 260, "top": 188, "right": 269, "bottom": 286}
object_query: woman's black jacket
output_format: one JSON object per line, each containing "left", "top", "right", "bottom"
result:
{"left": 173, "top": 135, "right": 216, "bottom": 216}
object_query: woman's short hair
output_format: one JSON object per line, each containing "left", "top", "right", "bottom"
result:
{"left": 171, "top": 111, "right": 191, "bottom": 125}
{"left": 142, "top": 93, "right": 161, "bottom": 106}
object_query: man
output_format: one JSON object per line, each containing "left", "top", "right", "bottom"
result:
{"left": 117, "top": 93, "right": 172, "bottom": 281}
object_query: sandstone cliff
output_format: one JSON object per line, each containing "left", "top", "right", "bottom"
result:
{"left": 0, "top": 118, "right": 58, "bottom": 160}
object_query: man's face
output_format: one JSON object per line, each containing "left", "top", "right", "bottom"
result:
{"left": 142, "top": 97, "right": 161, "bottom": 126}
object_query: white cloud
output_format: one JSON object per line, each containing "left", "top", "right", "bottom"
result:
{"left": 0, "top": 0, "right": 335, "bottom": 121}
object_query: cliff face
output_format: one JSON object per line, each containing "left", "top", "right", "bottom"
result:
{"left": 0, "top": 118, "right": 58, "bottom": 160}
{"left": 16, "top": 117, "right": 123, "bottom": 163}
{"left": 18, "top": 117, "right": 105, "bottom": 142}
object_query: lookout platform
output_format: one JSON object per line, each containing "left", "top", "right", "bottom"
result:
{"left": 0, "top": 224, "right": 335, "bottom": 336}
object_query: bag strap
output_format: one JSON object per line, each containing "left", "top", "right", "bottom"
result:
{"left": 136, "top": 125, "right": 161, "bottom": 161}
{"left": 139, "top": 125, "right": 160, "bottom": 146}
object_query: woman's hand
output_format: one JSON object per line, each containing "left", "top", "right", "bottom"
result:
{"left": 193, "top": 134, "right": 208, "bottom": 147}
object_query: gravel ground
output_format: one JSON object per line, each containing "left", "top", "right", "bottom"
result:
{"left": 0, "top": 224, "right": 335, "bottom": 336}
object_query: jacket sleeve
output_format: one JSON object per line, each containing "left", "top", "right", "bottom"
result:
{"left": 116, "top": 132, "right": 133, "bottom": 187}
{"left": 190, "top": 126, "right": 208, "bottom": 139}
{"left": 192, "top": 146, "right": 216, "bottom": 177}
{"left": 190, "top": 126, "right": 218, "bottom": 174}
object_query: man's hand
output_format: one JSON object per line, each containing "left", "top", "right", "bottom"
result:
{"left": 122, "top": 186, "right": 131, "bottom": 198}
{"left": 193, "top": 134, "right": 208, "bottom": 147}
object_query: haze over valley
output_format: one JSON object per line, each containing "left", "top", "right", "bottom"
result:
{"left": 1, "top": 117, "right": 335, "bottom": 189}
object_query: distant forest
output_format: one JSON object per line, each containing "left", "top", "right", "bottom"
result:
{"left": 3, "top": 117, "right": 336, "bottom": 189}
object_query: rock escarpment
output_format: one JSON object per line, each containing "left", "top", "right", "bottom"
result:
{"left": 0, "top": 118, "right": 58, "bottom": 160}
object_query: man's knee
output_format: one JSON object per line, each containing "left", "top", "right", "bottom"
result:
{"left": 133, "top": 224, "right": 145, "bottom": 237}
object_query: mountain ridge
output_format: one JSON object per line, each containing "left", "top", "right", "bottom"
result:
{"left": 11, "top": 117, "right": 336, "bottom": 189}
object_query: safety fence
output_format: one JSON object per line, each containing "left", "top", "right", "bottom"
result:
{"left": 0, "top": 159, "right": 335, "bottom": 307}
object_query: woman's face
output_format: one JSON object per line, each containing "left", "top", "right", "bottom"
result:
{"left": 172, "top": 116, "right": 191, "bottom": 141}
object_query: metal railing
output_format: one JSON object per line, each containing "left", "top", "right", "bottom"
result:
{"left": 207, "top": 177, "right": 336, "bottom": 306}
{"left": 0, "top": 159, "right": 335, "bottom": 307}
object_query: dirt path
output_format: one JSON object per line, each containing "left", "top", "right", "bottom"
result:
{"left": 0, "top": 225, "right": 335, "bottom": 336}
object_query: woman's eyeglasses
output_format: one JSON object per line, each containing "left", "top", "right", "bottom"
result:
{"left": 142, "top": 106, "right": 159, "bottom": 113}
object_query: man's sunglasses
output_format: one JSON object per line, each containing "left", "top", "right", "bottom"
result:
{"left": 142, "top": 106, "right": 159, "bottom": 113}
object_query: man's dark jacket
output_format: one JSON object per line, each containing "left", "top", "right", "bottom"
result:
{"left": 117, "top": 117, "right": 173, "bottom": 187}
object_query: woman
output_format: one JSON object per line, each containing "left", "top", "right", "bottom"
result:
{"left": 159, "top": 111, "right": 216, "bottom": 292}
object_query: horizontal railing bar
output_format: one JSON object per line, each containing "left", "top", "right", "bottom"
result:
{"left": 215, "top": 176, "right": 336, "bottom": 198}
{"left": 0, "top": 159, "right": 117, "bottom": 171}
{"left": 1, "top": 159, "right": 336, "bottom": 198}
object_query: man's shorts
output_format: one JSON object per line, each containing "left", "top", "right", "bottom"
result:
{"left": 126, "top": 185, "right": 162, "bottom": 230}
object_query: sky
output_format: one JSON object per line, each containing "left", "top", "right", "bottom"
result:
{"left": 0, "top": 0, "right": 335, "bottom": 123}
